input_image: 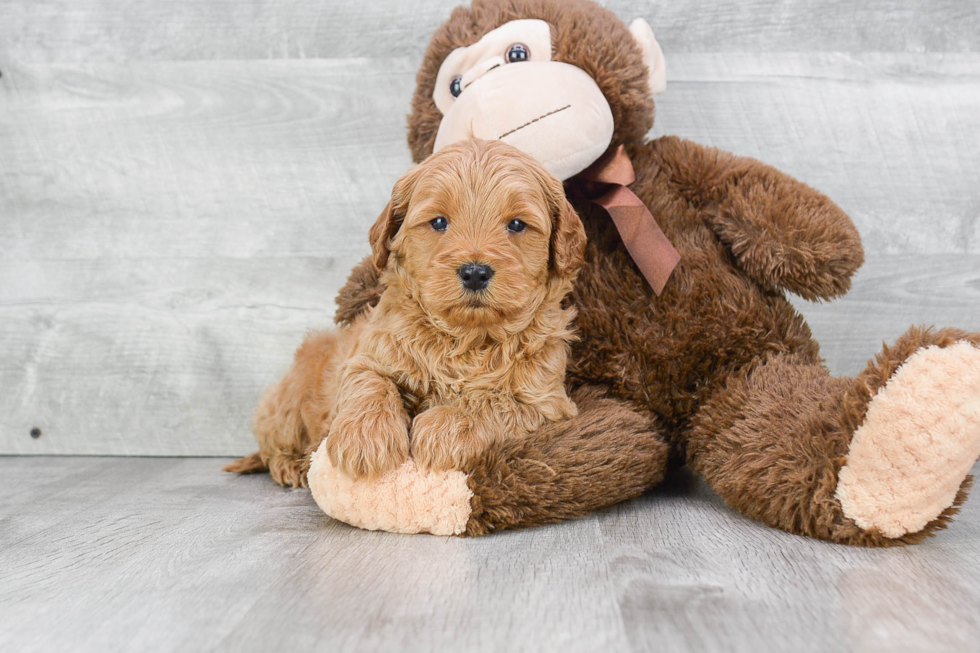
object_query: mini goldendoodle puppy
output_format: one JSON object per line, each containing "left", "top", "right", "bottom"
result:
{"left": 225, "top": 139, "right": 587, "bottom": 487}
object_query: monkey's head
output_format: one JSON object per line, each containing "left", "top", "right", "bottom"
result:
{"left": 408, "top": 0, "right": 666, "bottom": 181}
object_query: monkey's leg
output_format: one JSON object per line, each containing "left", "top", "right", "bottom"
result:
{"left": 462, "top": 386, "right": 669, "bottom": 535}
{"left": 307, "top": 386, "right": 670, "bottom": 536}
{"left": 687, "top": 327, "right": 980, "bottom": 545}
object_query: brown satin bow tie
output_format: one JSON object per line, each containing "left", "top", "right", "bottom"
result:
{"left": 574, "top": 144, "right": 680, "bottom": 295}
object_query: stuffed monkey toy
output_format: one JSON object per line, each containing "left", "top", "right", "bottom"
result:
{"left": 269, "top": 0, "right": 980, "bottom": 543}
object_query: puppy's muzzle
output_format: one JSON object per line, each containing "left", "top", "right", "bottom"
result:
{"left": 457, "top": 263, "right": 494, "bottom": 292}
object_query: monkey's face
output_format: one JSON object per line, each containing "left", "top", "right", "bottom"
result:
{"left": 428, "top": 15, "right": 666, "bottom": 181}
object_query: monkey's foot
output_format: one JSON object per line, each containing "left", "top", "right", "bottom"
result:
{"left": 836, "top": 342, "right": 980, "bottom": 538}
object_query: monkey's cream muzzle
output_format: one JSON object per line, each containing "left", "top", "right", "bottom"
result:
{"left": 434, "top": 61, "right": 614, "bottom": 181}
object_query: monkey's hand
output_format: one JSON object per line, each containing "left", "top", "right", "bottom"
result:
{"left": 655, "top": 136, "right": 865, "bottom": 301}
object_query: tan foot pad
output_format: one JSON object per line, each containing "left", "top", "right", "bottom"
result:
{"left": 307, "top": 438, "right": 473, "bottom": 536}
{"left": 837, "top": 342, "right": 980, "bottom": 538}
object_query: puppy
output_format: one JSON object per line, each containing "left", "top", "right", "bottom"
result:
{"left": 225, "top": 139, "right": 587, "bottom": 487}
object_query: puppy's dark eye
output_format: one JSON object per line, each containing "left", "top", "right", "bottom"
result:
{"left": 506, "top": 44, "right": 530, "bottom": 63}
{"left": 506, "top": 219, "right": 527, "bottom": 233}
{"left": 430, "top": 216, "right": 449, "bottom": 231}
{"left": 449, "top": 76, "right": 462, "bottom": 98}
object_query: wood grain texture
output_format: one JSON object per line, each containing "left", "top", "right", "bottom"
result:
{"left": 3, "top": 4, "right": 980, "bottom": 650}
{"left": 599, "top": 465, "right": 980, "bottom": 652}
{"left": 2, "top": 51, "right": 979, "bottom": 454}
{"left": 794, "top": 254, "right": 980, "bottom": 377}
{"left": 2, "top": 456, "right": 980, "bottom": 652}
{"left": 2, "top": 0, "right": 977, "bottom": 63}
{"left": 658, "top": 54, "right": 980, "bottom": 256}
{"left": 0, "top": 57, "right": 415, "bottom": 454}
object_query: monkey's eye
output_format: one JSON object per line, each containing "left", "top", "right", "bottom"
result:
{"left": 430, "top": 216, "right": 449, "bottom": 231}
{"left": 506, "top": 219, "right": 527, "bottom": 233}
{"left": 449, "top": 76, "right": 462, "bottom": 98}
{"left": 506, "top": 43, "right": 530, "bottom": 63}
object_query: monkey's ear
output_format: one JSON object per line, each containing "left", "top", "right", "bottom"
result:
{"left": 629, "top": 18, "right": 667, "bottom": 97}
{"left": 369, "top": 168, "right": 419, "bottom": 272}
{"left": 551, "top": 197, "right": 587, "bottom": 277}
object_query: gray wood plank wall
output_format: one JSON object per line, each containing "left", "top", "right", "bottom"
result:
{"left": 2, "top": 1, "right": 979, "bottom": 455}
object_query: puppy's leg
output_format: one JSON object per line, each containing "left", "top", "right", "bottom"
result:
{"left": 327, "top": 364, "right": 410, "bottom": 479}
{"left": 410, "top": 406, "right": 488, "bottom": 472}
{"left": 412, "top": 395, "right": 572, "bottom": 472}
{"left": 225, "top": 330, "right": 341, "bottom": 488}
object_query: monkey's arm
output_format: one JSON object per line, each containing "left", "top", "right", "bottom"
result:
{"left": 654, "top": 136, "right": 865, "bottom": 301}
{"left": 334, "top": 256, "right": 384, "bottom": 326}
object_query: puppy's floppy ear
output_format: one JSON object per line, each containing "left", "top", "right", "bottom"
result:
{"left": 549, "top": 189, "right": 587, "bottom": 277}
{"left": 368, "top": 201, "right": 398, "bottom": 272}
{"left": 369, "top": 166, "right": 421, "bottom": 272}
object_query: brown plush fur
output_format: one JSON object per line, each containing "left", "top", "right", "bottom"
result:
{"left": 689, "top": 327, "right": 980, "bottom": 546}
{"left": 227, "top": 139, "right": 587, "bottom": 484}
{"left": 330, "top": 0, "right": 980, "bottom": 542}
{"left": 463, "top": 385, "right": 669, "bottom": 535}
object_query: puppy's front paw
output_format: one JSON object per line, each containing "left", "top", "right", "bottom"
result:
{"left": 410, "top": 407, "right": 483, "bottom": 472}
{"left": 327, "top": 406, "right": 409, "bottom": 479}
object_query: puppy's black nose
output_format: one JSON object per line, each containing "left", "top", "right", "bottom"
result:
{"left": 457, "top": 263, "right": 494, "bottom": 292}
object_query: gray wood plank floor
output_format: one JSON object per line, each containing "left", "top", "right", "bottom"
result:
{"left": 3, "top": 456, "right": 980, "bottom": 652}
